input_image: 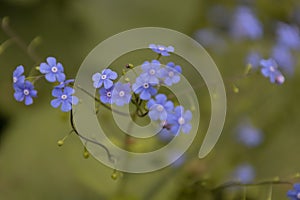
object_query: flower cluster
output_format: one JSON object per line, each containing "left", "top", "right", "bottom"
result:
{"left": 194, "top": 4, "right": 300, "bottom": 85}
{"left": 12, "top": 57, "right": 78, "bottom": 112}
{"left": 91, "top": 44, "right": 192, "bottom": 135}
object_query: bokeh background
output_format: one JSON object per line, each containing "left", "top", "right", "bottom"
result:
{"left": 1, "top": 0, "right": 300, "bottom": 199}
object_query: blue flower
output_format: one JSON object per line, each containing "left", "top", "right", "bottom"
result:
{"left": 132, "top": 75, "right": 157, "bottom": 100}
{"left": 149, "top": 44, "right": 174, "bottom": 56}
{"left": 92, "top": 69, "right": 118, "bottom": 89}
{"left": 246, "top": 51, "right": 261, "bottom": 69}
{"left": 272, "top": 45, "right": 295, "bottom": 76}
{"left": 147, "top": 94, "right": 174, "bottom": 121}
{"left": 260, "top": 58, "right": 285, "bottom": 84}
{"left": 158, "top": 62, "right": 182, "bottom": 86}
{"left": 167, "top": 106, "right": 192, "bottom": 135}
{"left": 13, "top": 65, "right": 25, "bottom": 88}
{"left": 39, "top": 57, "right": 66, "bottom": 82}
{"left": 287, "top": 183, "right": 300, "bottom": 200}
{"left": 99, "top": 85, "right": 114, "bottom": 104}
{"left": 194, "top": 28, "right": 227, "bottom": 51}
{"left": 157, "top": 128, "right": 175, "bottom": 141}
{"left": 230, "top": 6, "right": 263, "bottom": 40}
{"left": 111, "top": 82, "right": 131, "bottom": 106}
{"left": 141, "top": 60, "right": 161, "bottom": 84}
{"left": 233, "top": 164, "right": 255, "bottom": 184}
{"left": 14, "top": 80, "right": 37, "bottom": 105}
{"left": 236, "top": 120, "right": 263, "bottom": 147}
{"left": 51, "top": 87, "right": 79, "bottom": 112}
{"left": 277, "top": 22, "right": 300, "bottom": 50}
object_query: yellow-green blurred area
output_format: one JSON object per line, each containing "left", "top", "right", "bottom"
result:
{"left": 1, "top": 0, "right": 300, "bottom": 199}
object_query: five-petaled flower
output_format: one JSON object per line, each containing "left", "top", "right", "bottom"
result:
{"left": 132, "top": 75, "right": 157, "bottom": 100}
{"left": 92, "top": 69, "right": 118, "bottom": 89}
{"left": 167, "top": 106, "right": 192, "bottom": 135}
{"left": 111, "top": 82, "right": 132, "bottom": 106}
{"left": 51, "top": 87, "right": 79, "bottom": 112}
{"left": 158, "top": 62, "right": 182, "bottom": 86}
{"left": 141, "top": 60, "right": 161, "bottom": 84}
{"left": 147, "top": 94, "right": 174, "bottom": 121}
{"left": 14, "top": 80, "right": 37, "bottom": 105}
{"left": 13, "top": 65, "right": 25, "bottom": 88}
{"left": 99, "top": 85, "right": 114, "bottom": 104}
{"left": 260, "top": 58, "right": 285, "bottom": 84}
{"left": 39, "top": 57, "right": 66, "bottom": 82}
{"left": 287, "top": 183, "right": 300, "bottom": 200}
{"left": 149, "top": 44, "right": 174, "bottom": 56}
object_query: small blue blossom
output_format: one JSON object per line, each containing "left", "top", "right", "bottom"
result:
{"left": 92, "top": 69, "right": 118, "bottom": 89}
{"left": 141, "top": 60, "right": 161, "bottom": 84}
{"left": 260, "top": 58, "right": 285, "bottom": 84}
{"left": 230, "top": 6, "right": 263, "bottom": 40}
{"left": 111, "top": 82, "right": 132, "bottom": 106}
{"left": 287, "top": 183, "right": 300, "bottom": 200}
{"left": 13, "top": 65, "right": 25, "bottom": 88}
{"left": 132, "top": 75, "right": 157, "bottom": 100}
{"left": 14, "top": 80, "right": 37, "bottom": 105}
{"left": 99, "top": 85, "right": 114, "bottom": 104}
{"left": 157, "top": 128, "right": 175, "bottom": 141}
{"left": 147, "top": 94, "right": 174, "bottom": 121}
{"left": 272, "top": 45, "right": 295, "bottom": 76}
{"left": 51, "top": 87, "right": 79, "bottom": 112}
{"left": 236, "top": 120, "right": 263, "bottom": 147}
{"left": 167, "top": 106, "right": 192, "bottom": 135}
{"left": 39, "top": 57, "right": 66, "bottom": 82}
{"left": 233, "top": 164, "right": 255, "bottom": 184}
{"left": 194, "top": 28, "right": 227, "bottom": 51}
{"left": 149, "top": 44, "right": 174, "bottom": 56}
{"left": 277, "top": 22, "right": 300, "bottom": 50}
{"left": 246, "top": 51, "right": 261, "bottom": 69}
{"left": 158, "top": 62, "right": 182, "bottom": 86}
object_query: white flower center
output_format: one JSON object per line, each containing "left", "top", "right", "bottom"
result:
{"left": 168, "top": 71, "right": 174, "bottom": 77}
{"left": 149, "top": 69, "right": 156, "bottom": 75}
{"left": 297, "top": 193, "right": 300, "bottom": 199}
{"left": 156, "top": 105, "right": 164, "bottom": 112}
{"left": 178, "top": 117, "right": 185, "bottom": 125}
{"left": 13, "top": 77, "right": 17, "bottom": 83}
{"left": 61, "top": 94, "right": 68, "bottom": 100}
{"left": 101, "top": 74, "right": 107, "bottom": 79}
{"left": 23, "top": 89, "right": 29, "bottom": 96}
{"left": 107, "top": 91, "right": 112, "bottom": 97}
{"left": 158, "top": 47, "right": 165, "bottom": 51}
{"left": 119, "top": 91, "right": 125, "bottom": 97}
{"left": 269, "top": 66, "right": 275, "bottom": 72}
{"left": 51, "top": 66, "right": 58, "bottom": 73}
{"left": 143, "top": 83, "right": 149, "bottom": 89}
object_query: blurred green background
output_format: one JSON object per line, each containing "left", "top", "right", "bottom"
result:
{"left": 1, "top": 0, "right": 300, "bottom": 199}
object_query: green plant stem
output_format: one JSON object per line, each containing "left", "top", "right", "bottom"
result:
{"left": 1, "top": 17, "right": 41, "bottom": 64}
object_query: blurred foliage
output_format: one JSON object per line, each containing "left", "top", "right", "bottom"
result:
{"left": 1, "top": 0, "right": 300, "bottom": 200}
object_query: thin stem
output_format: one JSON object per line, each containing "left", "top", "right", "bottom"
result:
{"left": 70, "top": 110, "right": 114, "bottom": 163}
{"left": 212, "top": 180, "right": 292, "bottom": 192}
{"left": 1, "top": 17, "right": 41, "bottom": 63}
